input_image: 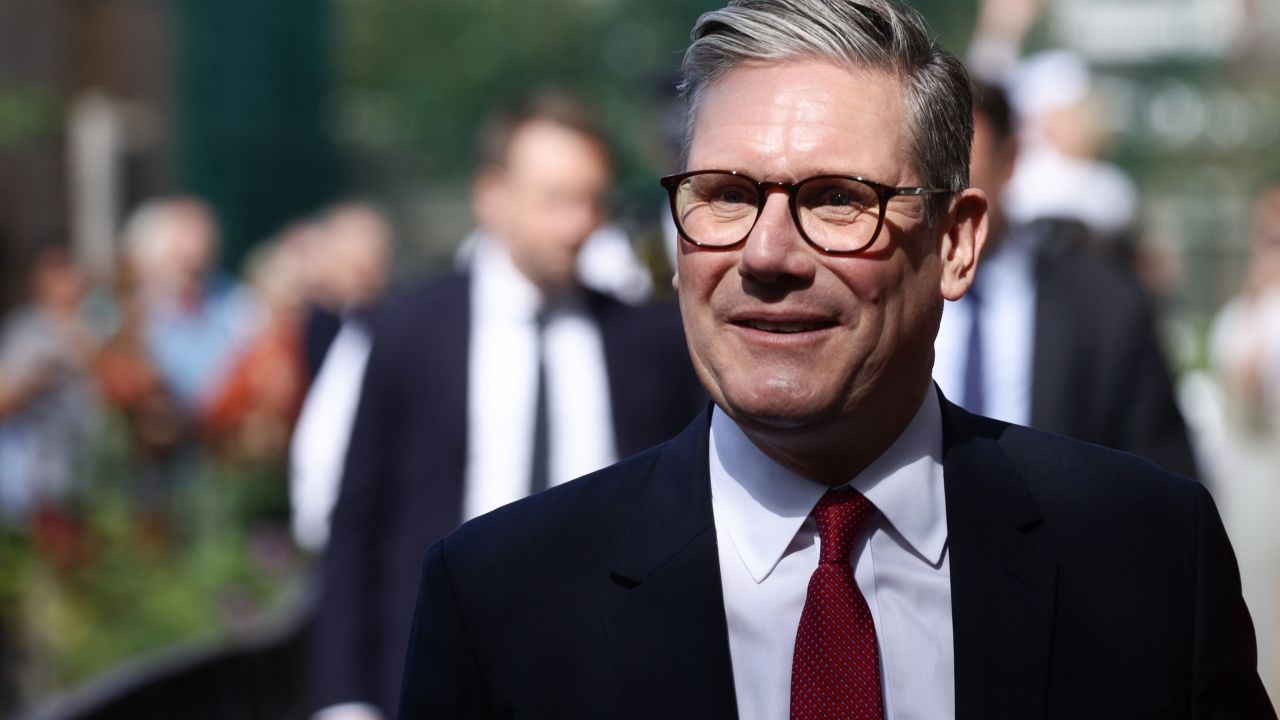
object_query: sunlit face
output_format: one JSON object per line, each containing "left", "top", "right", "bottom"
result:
{"left": 676, "top": 60, "right": 980, "bottom": 441}
{"left": 327, "top": 207, "right": 392, "bottom": 306}
{"left": 165, "top": 202, "right": 218, "bottom": 297}
{"left": 477, "top": 120, "right": 610, "bottom": 292}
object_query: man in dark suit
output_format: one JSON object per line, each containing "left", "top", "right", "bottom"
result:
{"left": 398, "top": 1, "right": 1274, "bottom": 718}
{"left": 309, "top": 93, "right": 703, "bottom": 720}
{"left": 934, "top": 82, "right": 1199, "bottom": 479}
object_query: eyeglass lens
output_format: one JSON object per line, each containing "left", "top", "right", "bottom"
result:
{"left": 674, "top": 173, "right": 882, "bottom": 252}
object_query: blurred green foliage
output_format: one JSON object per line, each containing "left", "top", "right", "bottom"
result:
{"left": 335, "top": 0, "right": 724, "bottom": 211}
{"left": 0, "top": 413, "right": 304, "bottom": 704}
{"left": 0, "top": 85, "right": 56, "bottom": 148}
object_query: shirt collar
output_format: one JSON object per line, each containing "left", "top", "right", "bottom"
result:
{"left": 471, "top": 231, "right": 588, "bottom": 323}
{"left": 472, "top": 233, "right": 542, "bottom": 323}
{"left": 708, "top": 389, "right": 947, "bottom": 584}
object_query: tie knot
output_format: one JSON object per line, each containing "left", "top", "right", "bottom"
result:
{"left": 812, "top": 489, "right": 877, "bottom": 564}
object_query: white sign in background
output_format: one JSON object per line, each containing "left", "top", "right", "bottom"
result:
{"left": 1050, "top": 0, "right": 1256, "bottom": 64}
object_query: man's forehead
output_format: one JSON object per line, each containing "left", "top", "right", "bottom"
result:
{"left": 687, "top": 60, "right": 910, "bottom": 182}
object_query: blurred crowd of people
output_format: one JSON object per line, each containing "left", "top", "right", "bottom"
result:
{"left": 0, "top": 196, "right": 394, "bottom": 559}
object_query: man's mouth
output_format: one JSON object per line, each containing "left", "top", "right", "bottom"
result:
{"left": 734, "top": 319, "right": 837, "bottom": 334}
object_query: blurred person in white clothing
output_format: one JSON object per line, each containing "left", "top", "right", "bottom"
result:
{"left": 1209, "top": 186, "right": 1280, "bottom": 703}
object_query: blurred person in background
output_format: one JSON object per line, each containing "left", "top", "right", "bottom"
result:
{"left": 0, "top": 244, "right": 100, "bottom": 544}
{"left": 204, "top": 232, "right": 312, "bottom": 464}
{"left": 308, "top": 91, "right": 703, "bottom": 720}
{"left": 456, "top": 223, "right": 655, "bottom": 307}
{"left": 290, "top": 202, "right": 394, "bottom": 552}
{"left": 1209, "top": 185, "right": 1280, "bottom": 700}
{"left": 94, "top": 226, "right": 187, "bottom": 526}
{"left": 967, "top": 0, "right": 1140, "bottom": 266}
{"left": 301, "top": 203, "right": 393, "bottom": 380}
{"left": 124, "top": 197, "right": 260, "bottom": 422}
{"left": 1002, "top": 50, "right": 1140, "bottom": 263}
{"left": 934, "top": 81, "right": 1198, "bottom": 479}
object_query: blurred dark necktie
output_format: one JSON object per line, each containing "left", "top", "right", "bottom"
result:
{"left": 529, "top": 310, "right": 551, "bottom": 494}
{"left": 962, "top": 281, "right": 985, "bottom": 415}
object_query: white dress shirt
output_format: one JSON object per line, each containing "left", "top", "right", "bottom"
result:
{"left": 709, "top": 390, "right": 953, "bottom": 720}
{"left": 289, "top": 319, "right": 373, "bottom": 552}
{"left": 463, "top": 238, "right": 617, "bottom": 520}
{"left": 933, "top": 227, "right": 1038, "bottom": 426}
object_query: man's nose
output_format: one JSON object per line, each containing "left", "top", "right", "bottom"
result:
{"left": 738, "top": 192, "right": 817, "bottom": 284}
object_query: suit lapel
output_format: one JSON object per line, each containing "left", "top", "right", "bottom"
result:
{"left": 1030, "top": 245, "right": 1074, "bottom": 435}
{"left": 601, "top": 410, "right": 739, "bottom": 720}
{"left": 941, "top": 395, "right": 1057, "bottom": 720}
{"left": 428, "top": 273, "right": 472, "bottom": 527}
{"left": 587, "top": 291, "right": 634, "bottom": 451}
{"left": 597, "top": 394, "right": 1059, "bottom": 719}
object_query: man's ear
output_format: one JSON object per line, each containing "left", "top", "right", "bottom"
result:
{"left": 471, "top": 169, "right": 504, "bottom": 230}
{"left": 939, "top": 188, "right": 988, "bottom": 301}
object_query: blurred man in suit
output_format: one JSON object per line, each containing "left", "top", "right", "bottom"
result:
{"left": 397, "top": 2, "right": 1271, "bottom": 718}
{"left": 309, "top": 92, "right": 703, "bottom": 720}
{"left": 933, "top": 81, "right": 1199, "bottom": 479}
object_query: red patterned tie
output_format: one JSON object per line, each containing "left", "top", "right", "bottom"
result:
{"left": 790, "top": 489, "right": 884, "bottom": 720}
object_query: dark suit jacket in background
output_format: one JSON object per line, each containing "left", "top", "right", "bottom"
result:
{"left": 310, "top": 273, "right": 705, "bottom": 716}
{"left": 398, "top": 394, "right": 1273, "bottom": 720}
{"left": 302, "top": 305, "right": 343, "bottom": 383}
{"left": 1029, "top": 221, "right": 1199, "bottom": 480}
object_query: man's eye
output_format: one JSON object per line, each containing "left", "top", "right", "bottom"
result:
{"left": 713, "top": 187, "right": 750, "bottom": 205}
{"left": 823, "top": 192, "right": 855, "bottom": 207}
{"left": 806, "top": 184, "right": 871, "bottom": 213}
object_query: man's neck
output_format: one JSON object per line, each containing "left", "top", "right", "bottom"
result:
{"left": 729, "top": 377, "right": 932, "bottom": 487}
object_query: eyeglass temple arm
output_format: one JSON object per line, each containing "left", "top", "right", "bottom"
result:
{"left": 894, "top": 187, "right": 953, "bottom": 196}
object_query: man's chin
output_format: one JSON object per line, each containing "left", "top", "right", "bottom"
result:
{"left": 718, "top": 395, "right": 832, "bottom": 432}
{"left": 530, "top": 270, "right": 579, "bottom": 297}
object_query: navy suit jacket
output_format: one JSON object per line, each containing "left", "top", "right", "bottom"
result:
{"left": 398, "top": 393, "right": 1273, "bottom": 719}
{"left": 1029, "top": 223, "right": 1198, "bottom": 480}
{"left": 311, "top": 273, "right": 705, "bottom": 716}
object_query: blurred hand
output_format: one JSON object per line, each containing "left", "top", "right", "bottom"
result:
{"left": 22, "top": 362, "right": 59, "bottom": 398}
{"left": 1246, "top": 238, "right": 1280, "bottom": 297}
{"left": 975, "top": 0, "right": 1043, "bottom": 43}
{"left": 0, "top": 362, "right": 58, "bottom": 416}
{"left": 311, "top": 705, "right": 385, "bottom": 720}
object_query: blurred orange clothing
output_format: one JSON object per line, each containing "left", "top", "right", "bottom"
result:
{"left": 203, "top": 319, "right": 306, "bottom": 462}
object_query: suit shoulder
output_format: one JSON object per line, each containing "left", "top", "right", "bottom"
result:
{"left": 1044, "top": 251, "right": 1150, "bottom": 312}
{"left": 370, "top": 273, "right": 467, "bottom": 329}
{"left": 364, "top": 273, "right": 468, "bottom": 352}
{"left": 998, "top": 421, "right": 1200, "bottom": 518}
{"left": 439, "top": 442, "right": 670, "bottom": 569}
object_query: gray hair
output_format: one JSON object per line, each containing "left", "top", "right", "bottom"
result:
{"left": 679, "top": 0, "right": 972, "bottom": 220}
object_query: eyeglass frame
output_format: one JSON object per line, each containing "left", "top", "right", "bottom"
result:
{"left": 659, "top": 169, "right": 954, "bottom": 255}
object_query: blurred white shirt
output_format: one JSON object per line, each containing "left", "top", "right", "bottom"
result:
{"left": 290, "top": 319, "right": 372, "bottom": 552}
{"left": 463, "top": 237, "right": 616, "bottom": 519}
{"left": 933, "top": 226, "right": 1038, "bottom": 426}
